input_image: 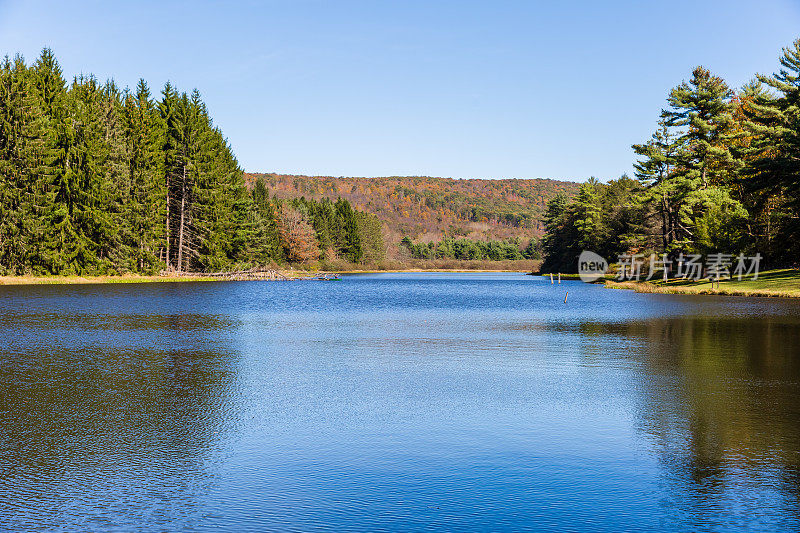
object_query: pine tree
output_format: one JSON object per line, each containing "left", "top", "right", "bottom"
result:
{"left": 355, "top": 209, "right": 385, "bottom": 263}
{"left": 651, "top": 67, "right": 747, "bottom": 254}
{"left": 750, "top": 39, "right": 800, "bottom": 197}
{"left": 0, "top": 55, "right": 49, "bottom": 273}
{"left": 741, "top": 38, "right": 800, "bottom": 262}
{"left": 334, "top": 198, "right": 362, "bottom": 263}
{"left": 122, "top": 79, "right": 166, "bottom": 272}
{"left": 663, "top": 66, "right": 738, "bottom": 188}
{"left": 29, "top": 49, "right": 84, "bottom": 273}
{"left": 161, "top": 87, "right": 204, "bottom": 272}
{"left": 632, "top": 118, "right": 683, "bottom": 251}
{"left": 572, "top": 178, "right": 604, "bottom": 251}
{"left": 248, "top": 178, "right": 283, "bottom": 263}
{"left": 57, "top": 74, "right": 115, "bottom": 273}
{"left": 540, "top": 193, "right": 579, "bottom": 272}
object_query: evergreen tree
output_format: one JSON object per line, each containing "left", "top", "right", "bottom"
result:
{"left": 0, "top": 55, "right": 49, "bottom": 273}
{"left": 522, "top": 238, "right": 540, "bottom": 260}
{"left": 632, "top": 119, "right": 682, "bottom": 251}
{"left": 334, "top": 198, "right": 363, "bottom": 263}
{"left": 741, "top": 39, "right": 800, "bottom": 262}
{"left": 663, "top": 66, "right": 738, "bottom": 187}
{"left": 572, "top": 178, "right": 604, "bottom": 251}
{"left": 540, "top": 193, "right": 580, "bottom": 272}
{"left": 60, "top": 74, "right": 117, "bottom": 273}
{"left": 31, "top": 53, "right": 116, "bottom": 273}
{"left": 250, "top": 178, "right": 283, "bottom": 263}
{"left": 644, "top": 67, "right": 747, "bottom": 254}
{"left": 121, "top": 79, "right": 166, "bottom": 272}
{"left": 161, "top": 87, "right": 205, "bottom": 271}
{"left": 355, "top": 209, "right": 385, "bottom": 263}
{"left": 28, "top": 48, "right": 69, "bottom": 273}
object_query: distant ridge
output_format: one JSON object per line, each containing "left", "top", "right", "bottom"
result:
{"left": 244, "top": 173, "right": 580, "bottom": 244}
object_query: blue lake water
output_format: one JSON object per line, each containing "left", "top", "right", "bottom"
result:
{"left": 1, "top": 272, "right": 800, "bottom": 531}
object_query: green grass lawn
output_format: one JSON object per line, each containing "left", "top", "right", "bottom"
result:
{"left": 606, "top": 268, "right": 800, "bottom": 298}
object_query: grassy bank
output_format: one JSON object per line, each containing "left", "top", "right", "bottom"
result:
{"left": 605, "top": 269, "right": 800, "bottom": 298}
{"left": 0, "top": 274, "right": 213, "bottom": 285}
{"left": 0, "top": 270, "right": 317, "bottom": 285}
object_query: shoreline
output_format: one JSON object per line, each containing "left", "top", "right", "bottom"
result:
{"left": 4, "top": 269, "right": 797, "bottom": 295}
{"left": 0, "top": 274, "right": 223, "bottom": 285}
{"left": 335, "top": 268, "right": 531, "bottom": 274}
{"left": 0, "top": 268, "right": 533, "bottom": 286}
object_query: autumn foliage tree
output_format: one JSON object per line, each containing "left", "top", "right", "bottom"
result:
{"left": 275, "top": 204, "right": 319, "bottom": 263}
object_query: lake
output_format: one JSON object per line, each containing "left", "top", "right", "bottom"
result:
{"left": 1, "top": 273, "right": 799, "bottom": 532}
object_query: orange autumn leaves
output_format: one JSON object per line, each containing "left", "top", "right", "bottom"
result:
{"left": 275, "top": 205, "right": 318, "bottom": 263}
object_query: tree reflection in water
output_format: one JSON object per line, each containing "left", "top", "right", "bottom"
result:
{"left": 575, "top": 314, "right": 800, "bottom": 519}
{"left": 0, "top": 311, "right": 238, "bottom": 531}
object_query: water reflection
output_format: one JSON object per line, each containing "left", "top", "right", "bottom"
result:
{"left": 1, "top": 276, "right": 799, "bottom": 531}
{"left": 575, "top": 314, "right": 800, "bottom": 527}
{"left": 0, "top": 307, "right": 237, "bottom": 531}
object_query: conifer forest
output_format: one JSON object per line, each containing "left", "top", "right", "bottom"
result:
{"left": 0, "top": 49, "right": 383, "bottom": 275}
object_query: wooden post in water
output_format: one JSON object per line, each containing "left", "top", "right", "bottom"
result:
{"left": 550, "top": 273, "right": 553, "bottom": 284}
{"left": 564, "top": 292, "right": 568, "bottom": 304}
{"left": 558, "top": 273, "right": 561, "bottom": 284}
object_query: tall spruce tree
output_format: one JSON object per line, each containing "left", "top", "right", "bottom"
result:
{"left": 122, "top": 79, "right": 166, "bottom": 272}
{"left": 334, "top": 198, "right": 363, "bottom": 263}
{"left": 30, "top": 50, "right": 77, "bottom": 273}
{"left": 572, "top": 178, "right": 604, "bottom": 251}
{"left": 540, "top": 193, "right": 579, "bottom": 272}
{"left": 0, "top": 55, "right": 50, "bottom": 273}
{"left": 58, "top": 74, "right": 116, "bottom": 273}
{"left": 248, "top": 178, "right": 283, "bottom": 264}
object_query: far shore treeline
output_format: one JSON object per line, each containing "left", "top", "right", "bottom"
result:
{"left": 0, "top": 49, "right": 383, "bottom": 275}
{"left": 5, "top": 41, "right": 800, "bottom": 277}
{"left": 541, "top": 39, "right": 800, "bottom": 273}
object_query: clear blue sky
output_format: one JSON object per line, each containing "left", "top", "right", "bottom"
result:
{"left": 1, "top": 1, "right": 799, "bottom": 182}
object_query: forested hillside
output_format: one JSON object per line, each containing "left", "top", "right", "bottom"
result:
{"left": 0, "top": 49, "right": 382, "bottom": 275}
{"left": 541, "top": 39, "right": 800, "bottom": 273}
{"left": 245, "top": 174, "right": 579, "bottom": 245}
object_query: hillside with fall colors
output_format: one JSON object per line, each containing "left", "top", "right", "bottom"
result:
{"left": 244, "top": 173, "right": 580, "bottom": 246}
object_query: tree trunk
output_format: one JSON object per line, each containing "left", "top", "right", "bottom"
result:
{"left": 165, "top": 173, "right": 171, "bottom": 270}
{"left": 177, "top": 165, "right": 186, "bottom": 273}
{"left": 667, "top": 205, "right": 674, "bottom": 248}
{"left": 661, "top": 193, "right": 669, "bottom": 251}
